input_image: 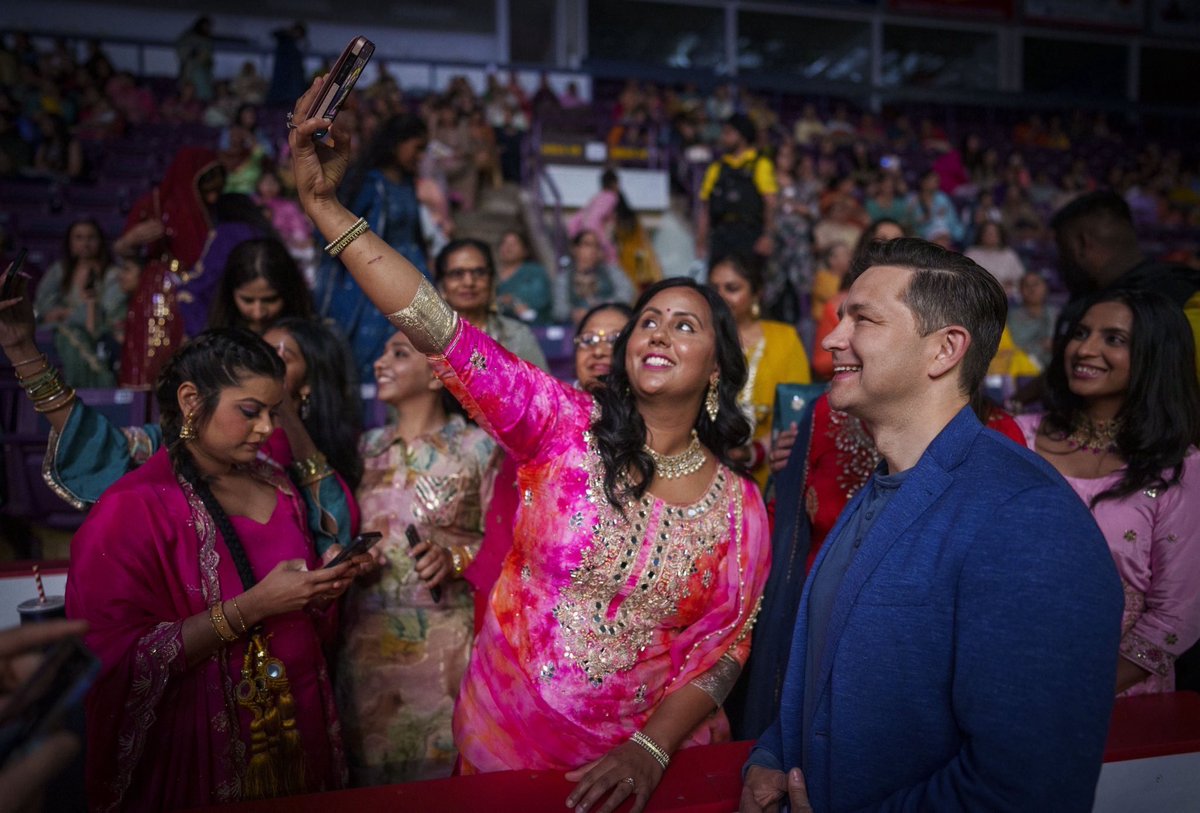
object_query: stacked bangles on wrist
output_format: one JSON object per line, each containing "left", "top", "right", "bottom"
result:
{"left": 324, "top": 217, "right": 370, "bottom": 257}
{"left": 629, "top": 731, "right": 670, "bottom": 770}
{"left": 14, "top": 354, "right": 76, "bottom": 414}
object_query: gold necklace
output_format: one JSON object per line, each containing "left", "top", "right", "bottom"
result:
{"left": 1066, "top": 415, "right": 1121, "bottom": 454}
{"left": 645, "top": 430, "right": 706, "bottom": 479}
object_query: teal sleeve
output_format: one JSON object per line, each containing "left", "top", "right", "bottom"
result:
{"left": 298, "top": 473, "right": 353, "bottom": 556}
{"left": 45, "top": 402, "right": 162, "bottom": 508}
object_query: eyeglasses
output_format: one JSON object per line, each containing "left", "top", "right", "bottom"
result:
{"left": 442, "top": 266, "right": 491, "bottom": 283}
{"left": 574, "top": 331, "right": 620, "bottom": 348}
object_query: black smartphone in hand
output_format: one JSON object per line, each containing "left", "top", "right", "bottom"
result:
{"left": 305, "top": 36, "right": 375, "bottom": 142}
{"left": 323, "top": 531, "right": 382, "bottom": 569}
{"left": 405, "top": 524, "right": 441, "bottom": 603}
{"left": 0, "top": 636, "right": 99, "bottom": 768}
{"left": 0, "top": 249, "right": 28, "bottom": 301}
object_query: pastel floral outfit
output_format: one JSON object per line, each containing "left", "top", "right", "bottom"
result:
{"left": 388, "top": 289, "right": 770, "bottom": 773}
{"left": 336, "top": 415, "right": 498, "bottom": 784}
{"left": 1017, "top": 415, "right": 1200, "bottom": 695}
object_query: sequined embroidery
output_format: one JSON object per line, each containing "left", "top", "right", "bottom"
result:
{"left": 553, "top": 439, "right": 734, "bottom": 681}
{"left": 524, "top": 488, "right": 533, "bottom": 506}
{"left": 521, "top": 565, "right": 532, "bottom": 582}
{"left": 570, "top": 511, "right": 584, "bottom": 529}
{"left": 1167, "top": 633, "right": 1179, "bottom": 646}
{"left": 829, "top": 409, "right": 880, "bottom": 500}
{"left": 1123, "top": 530, "right": 1137, "bottom": 542}
{"left": 634, "top": 684, "right": 648, "bottom": 704}
{"left": 1144, "top": 487, "right": 1160, "bottom": 499}
{"left": 540, "top": 662, "right": 556, "bottom": 682}
{"left": 470, "top": 349, "right": 487, "bottom": 371}
{"left": 1167, "top": 533, "right": 1179, "bottom": 543}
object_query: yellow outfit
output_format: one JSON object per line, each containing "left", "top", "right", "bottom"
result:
{"left": 1186, "top": 292, "right": 1200, "bottom": 382}
{"left": 700, "top": 149, "right": 779, "bottom": 201}
{"left": 741, "top": 320, "right": 812, "bottom": 489}
{"left": 988, "top": 325, "right": 1041, "bottom": 378}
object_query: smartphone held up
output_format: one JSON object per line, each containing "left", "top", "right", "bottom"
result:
{"left": 305, "top": 36, "right": 375, "bottom": 142}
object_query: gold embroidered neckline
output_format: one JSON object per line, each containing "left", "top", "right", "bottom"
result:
{"left": 644, "top": 430, "right": 706, "bottom": 480}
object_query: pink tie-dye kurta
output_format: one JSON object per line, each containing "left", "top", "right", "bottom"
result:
{"left": 1017, "top": 415, "right": 1200, "bottom": 694}
{"left": 434, "top": 322, "right": 771, "bottom": 772}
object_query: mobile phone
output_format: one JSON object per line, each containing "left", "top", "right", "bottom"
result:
{"left": 405, "top": 525, "right": 441, "bottom": 603}
{"left": 305, "top": 36, "right": 375, "bottom": 142}
{"left": 324, "top": 531, "right": 382, "bottom": 569}
{"left": 1, "top": 249, "right": 28, "bottom": 301}
{"left": 0, "top": 636, "right": 99, "bottom": 768}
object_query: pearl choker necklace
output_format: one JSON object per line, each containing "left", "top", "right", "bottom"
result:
{"left": 645, "top": 430, "right": 706, "bottom": 479}
{"left": 1065, "top": 415, "right": 1121, "bottom": 454}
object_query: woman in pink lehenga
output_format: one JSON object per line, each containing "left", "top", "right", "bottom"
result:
{"left": 288, "top": 79, "right": 770, "bottom": 813}
{"left": 67, "top": 329, "right": 371, "bottom": 812}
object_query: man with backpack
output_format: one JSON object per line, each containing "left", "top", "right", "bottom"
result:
{"left": 696, "top": 113, "right": 777, "bottom": 265}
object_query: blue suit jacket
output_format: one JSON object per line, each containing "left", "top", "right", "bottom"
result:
{"left": 755, "top": 406, "right": 1123, "bottom": 812}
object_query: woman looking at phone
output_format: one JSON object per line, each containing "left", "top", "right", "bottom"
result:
{"left": 336, "top": 329, "right": 498, "bottom": 784}
{"left": 289, "top": 79, "right": 769, "bottom": 813}
{"left": 66, "top": 329, "right": 371, "bottom": 810}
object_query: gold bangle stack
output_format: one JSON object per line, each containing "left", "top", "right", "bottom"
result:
{"left": 15, "top": 357, "right": 76, "bottom": 414}
{"left": 448, "top": 544, "right": 476, "bottom": 578}
{"left": 290, "top": 452, "right": 334, "bottom": 487}
{"left": 630, "top": 731, "right": 670, "bottom": 770}
{"left": 209, "top": 601, "right": 239, "bottom": 643}
{"left": 324, "top": 217, "right": 370, "bottom": 257}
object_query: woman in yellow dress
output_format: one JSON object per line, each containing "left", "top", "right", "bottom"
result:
{"left": 709, "top": 254, "right": 811, "bottom": 487}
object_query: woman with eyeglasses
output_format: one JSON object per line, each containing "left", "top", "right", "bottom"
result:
{"left": 434, "top": 238, "right": 548, "bottom": 371}
{"left": 572, "top": 302, "right": 635, "bottom": 390}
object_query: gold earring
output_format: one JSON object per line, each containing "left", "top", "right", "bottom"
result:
{"left": 179, "top": 411, "right": 197, "bottom": 441}
{"left": 299, "top": 393, "right": 311, "bottom": 421}
{"left": 705, "top": 379, "right": 720, "bottom": 422}
{"left": 751, "top": 302, "right": 761, "bottom": 319}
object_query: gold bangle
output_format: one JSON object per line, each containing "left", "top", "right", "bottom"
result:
{"left": 290, "top": 452, "right": 334, "bottom": 487}
{"left": 449, "top": 546, "right": 465, "bottom": 578}
{"left": 209, "top": 602, "right": 238, "bottom": 643}
{"left": 630, "top": 731, "right": 670, "bottom": 770}
{"left": 9, "top": 353, "right": 45, "bottom": 368}
{"left": 324, "top": 216, "right": 370, "bottom": 257}
{"left": 230, "top": 597, "right": 249, "bottom": 635}
{"left": 34, "top": 389, "right": 75, "bottom": 413}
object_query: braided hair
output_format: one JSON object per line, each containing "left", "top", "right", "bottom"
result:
{"left": 155, "top": 328, "right": 286, "bottom": 585}
{"left": 591, "top": 278, "right": 750, "bottom": 512}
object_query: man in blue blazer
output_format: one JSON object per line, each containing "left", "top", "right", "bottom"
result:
{"left": 741, "top": 239, "right": 1123, "bottom": 812}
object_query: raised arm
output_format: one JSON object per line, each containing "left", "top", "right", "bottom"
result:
{"left": 289, "top": 81, "right": 428, "bottom": 337}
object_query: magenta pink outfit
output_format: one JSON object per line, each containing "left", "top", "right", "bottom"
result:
{"left": 435, "top": 322, "right": 770, "bottom": 773}
{"left": 67, "top": 449, "right": 346, "bottom": 812}
{"left": 567, "top": 188, "right": 619, "bottom": 264}
{"left": 1017, "top": 415, "right": 1200, "bottom": 694}
{"left": 258, "top": 197, "right": 312, "bottom": 248}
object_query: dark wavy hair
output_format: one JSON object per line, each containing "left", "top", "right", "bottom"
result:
{"left": 209, "top": 238, "right": 314, "bottom": 331}
{"left": 340, "top": 114, "right": 428, "bottom": 206}
{"left": 1043, "top": 288, "right": 1200, "bottom": 506}
{"left": 155, "top": 328, "right": 285, "bottom": 587}
{"left": 58, "top": 218, "right": 114, "bottom": 295}
{"left": 708, "top": 252, "right": 764, "bottom": 294}
{"left": 272, "top": 317, "right": 364, "bottom": 490}
{"left": 591, "top": 278, "right": 750, "bottom": 511}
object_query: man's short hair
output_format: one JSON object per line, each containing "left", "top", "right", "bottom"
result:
{"left": 851, "top": 237, "right": 1007, "bottom": 395}
{"left": 1049, "top": 190, "right": 1133, "bottom": 233}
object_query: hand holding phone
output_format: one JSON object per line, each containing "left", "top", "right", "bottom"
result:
{"left": 323, "top": 532, "right": 382, "bottom": 569}
{"left": 405, "top": 525, "right": 442, "bottom": 603}
{"left": 0, "top": 250, "right": 28, "bottom": 302}
{"left": 305, "top": 36, "right": 375, "bottom": 142}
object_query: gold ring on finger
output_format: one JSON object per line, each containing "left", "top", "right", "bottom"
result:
{"left": 624, "top": 777, "right": 635, "bottom": 789}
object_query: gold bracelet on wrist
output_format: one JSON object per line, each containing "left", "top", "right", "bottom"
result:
{"left": 9, "top": 353, "right": 45, "bottom": 369}
{"left": 290, "top": 452, "right": 334, "bottom": 487}
{"left": 229, "top": 597, "right": 249, "bottom": 634}
{"left": 324, "top": 217, "right": 370, "bottom": 257}
{"left": 630, "top": 731, "right": 670, "bottom": 770}
{"left": 34, "top": 389, "right": 75, "bottom": 413}
{"left": 209, "top": 602, "right": 239, "bottom": 643}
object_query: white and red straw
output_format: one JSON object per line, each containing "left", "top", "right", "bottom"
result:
{"left": 33, "top": 564, "right": 46, "bottom": 604}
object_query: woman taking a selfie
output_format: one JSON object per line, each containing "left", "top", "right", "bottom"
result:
{"left": 67, "top": 329, "right": 370, "bottom": 811}
{"left": 288, "top": 79, "right": 769, "bottom": 813}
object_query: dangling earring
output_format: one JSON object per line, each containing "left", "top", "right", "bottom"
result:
{"left": 179, "top": 411, "right": 197, "bottom": 441}
{"left": 705, "top": 378, "right": 720, "bottom": 422}
{"left": 298, "top": 393, "right": 311, "bottom": 421}
{"left": 751, "top": 301, "right": 761, "bottom": 319}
